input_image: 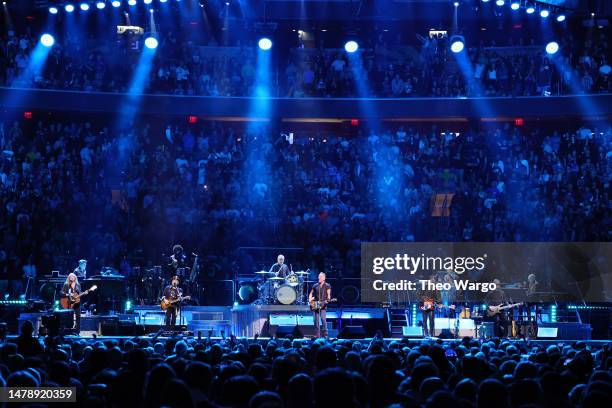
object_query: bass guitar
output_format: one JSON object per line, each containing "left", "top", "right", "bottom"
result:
{"left": 160, "top": 295, "right": 191, "bottom": 311}
{"left": 309, "top": 298, "right": 337, "bottom": 312}
{"left": 60, "top": 285, "right": 98, "bottom": 309}
{"left": 486, "top": 302, "right": 523, "bottom": 317}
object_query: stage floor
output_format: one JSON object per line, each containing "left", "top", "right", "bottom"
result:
{"left": 14, "top": 304, "right": 596, "bottom": 341}
{"left": 5, "top": 334, "right": 608, "bottom": 349}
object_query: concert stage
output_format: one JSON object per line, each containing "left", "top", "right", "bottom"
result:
{"left": 11, "top": 304, "right": 599, "bottom": 341}
{"left": 131, "top": 304, "right": 314, "bottom": 337}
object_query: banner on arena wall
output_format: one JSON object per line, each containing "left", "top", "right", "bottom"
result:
{"left": 360, "top": 242, "right": 612, "bottom": 303}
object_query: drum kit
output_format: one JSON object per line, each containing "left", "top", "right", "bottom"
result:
{"left": 245, "top": 270, "right": 312, "bottom": 305}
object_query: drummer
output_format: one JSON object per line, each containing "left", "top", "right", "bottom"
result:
{"left": 269, "top": 254, "right": 289, "bottom": 278}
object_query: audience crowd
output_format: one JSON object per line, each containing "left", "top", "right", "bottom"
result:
{"left": 0, "top": 321, "right": 610, "bottom": 407}
{"left": 0, "top": 26, "right": 610, "bottom": 98}
{"left": 0, "top": 114, "right": 610, "bottom": 295}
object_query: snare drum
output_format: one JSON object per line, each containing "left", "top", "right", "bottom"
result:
{"left": 275, "top": 284, "right": 297, "bottom": 305}
{"left": 285, "top": 273, "right": 300, "bottom": 287}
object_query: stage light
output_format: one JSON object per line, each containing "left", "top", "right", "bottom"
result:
{"left": 49, "top": 6, "right": 58, "bottom": 14}
{"left": 80, "top": 3, "right": 90, "bottom": 11}
{"left": 495, "top": 0, "right": 504, "bottom": 6}
{"left": 450, "top": 36, "right": 465, "bottom": 53}
{"left": 344, "top": 40, "right": 359, "bottom": 53}
{"left": 40, "top": 33, "right": 55, "bottom": 47}
{"left": 540, "top": 9, "right": 549, "bottom": 18}
{"left": 65, "top": 4, "right": 75, "bottom": 12}
{"left": 258, "top": 37, "right": 272, "bottom": 50}
{"left": 96, "top": 1, "right": 106, "bottom": 9}
{"left": 510, "top": 2, "right": 520, "bottom": 10}
{"left": 233, "top": 301, "right": 239, "bottom": 307}
{"left": 482, "top": 0, "right": 490, "bottom": 2}
{"left": 160, "top": 0, "right": 167, "bottom": 2}
{"left": 144, "top": 36, "right": 158, "bottom": 49}
{"left": 128, "top": 0, "right": 136, "bottom": 5}
{"left": 144, "top": 0, "right": 152, "bottom": 4}
{"left": 451, "top": 40, "right": 464, "bottom": 53}
{"left": 112, "top": 0, "right": 121, "bottom": 7}
{"left": 526, "top": 6, "right": 535, "bottom": 14}
{"left": 125, "top": 300, "right": 132, "bottom": 311}
{"left": 556, "top": 14, "right": 566, "bottom": 22}
{"left": 454, "top": 2, "right": 459, "bottom": 7}
{"left": 545, "top": 41, "right": 559, "bottom": 55}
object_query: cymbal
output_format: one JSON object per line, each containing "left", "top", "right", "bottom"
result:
{"left": 295, "top": 271, "right": 309, "bottom": 275}
{"left": 255, "top": 270, "right": 273, "bottom": 274}
{"left": 269, "top": 276, "right": 285, "bottom": 281}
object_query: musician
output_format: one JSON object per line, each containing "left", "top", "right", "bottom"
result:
{"left": 60, "top": 273, "right": 81, "bottom": 333}
{"left": 309, "top": 272, "right": 331, "bottom": 338}
{"left": 486, "top": 278, "right": 509, "bottom": 337}
{"left": 162, "top": 275, "right": 183, "bottom": 327}
{"left": 269, "top": 254, "right": 289, "bottom": 278}
{"left": 525, "top": 273, "right": 538, "bottom": 318}
{"left": 521, "top": 273, "right": 540, "bottom": 336}
{"left": 169, "top": 245, "right": 188, "bottom": 273}
{"left": 73, "top": 259, "right": 87, "bottom": 278}
{"left": 526, "top": 274, "right": 538, "bottom": 297}
{"left": 418, "top": 274, "right": 440, "bottom": 337}
{"left": 440, "top": 272, "right": 456, "bottom": 318}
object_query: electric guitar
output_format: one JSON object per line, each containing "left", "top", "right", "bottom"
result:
{"left": 309, "top": 298, "right": 337, "bottom": 312}
{"left": 420, "top": 301, "right": 456, "bottom": 311}
{"left": 60, "top": 285, "right": 98, "bottom": 309}
{"left": 486, "top": 302, "right": 523, "bottom": 317}
{"left": 160, "top": 295, "right": 191, "bottom": 311}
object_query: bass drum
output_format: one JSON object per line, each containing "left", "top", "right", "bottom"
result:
{"left": 275, "top": 284, "right": 297, "bottom": 305}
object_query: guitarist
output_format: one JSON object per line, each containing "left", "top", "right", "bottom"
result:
{"left": 308, "top": 272, "right": 332, "bottom": 338}
{"left": 60, "top": 273, "right": 82, "bottom": 334}
{"left": 418, "top": 274, "right": 441, "bottom": 337}
{"left": 162, "top": 275, "right": 183, "bottom": 327}
{"left": 485, "top": 278, "right": 509, "bottom": 337}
